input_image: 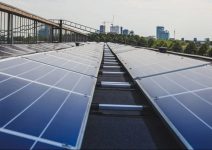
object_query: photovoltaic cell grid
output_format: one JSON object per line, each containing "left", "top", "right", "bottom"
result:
{"left": 108, "top": 43, "right": 212, "bottom": 149}
{"left": 0, "top": 43, "right": 76, "bottom": 59}
{"left": 0, "top": 43, "right": 103, "bottom": 149}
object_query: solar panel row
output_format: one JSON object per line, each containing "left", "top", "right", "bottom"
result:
{"left": 0, "top": 42, "right": 77, "bottom": 59}
{"left": 108, "top": 43, "right": 212, "bottom": 149}
{"left": 0, "top": 43, "right": 103, "bottom": 149}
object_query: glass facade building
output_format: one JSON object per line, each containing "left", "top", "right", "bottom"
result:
{"left": 156, "top": 26, "right": 169, "bottom": 40}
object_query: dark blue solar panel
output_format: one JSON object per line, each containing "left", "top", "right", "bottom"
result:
{"left": 41, "top": 93, "right": 89, "bottom": 147}
{"left": 0, "top": 78, "right": 28, "bottom": 99}
{"left": 196, "top": 89, "right": 212, "bottom": 103}
{"left": 25, "top": 54, "right": 99, "bottom": 77}
{"left": 55, "top": 73, "right": 80, "bottom": 91}
{"left": 136, "top": 67, "right": 212, "bottom": 149}
{"left": 74, "top": 76, "right": 96, "bottom": 95}
{"left": 175, "top": 94, "right": 212, "bottom": 126}
{"left": 0, "top": 74, "right": 10, "bottom": 82}
{"left": 0, "top": 75, "right": 94, "bottom": 149}
{"left": 0, "top": 82, "right": 48, "bottom": 127}
{"left": 3, "top": 61, "right": 41, "bottom": 76}
{"left": 0, "top": 58, "right": 28, "bottom": 70}
{"left": 6, "top": 88, "right": 68, "bottom": 136}
{"left": 0, "top": 43, "right": 102, "bottom": 149}
{"left": 109, "top": 43, "right": 212, "bottom": 149}
{"left": 34, "top": 142, "right": 62, "bottom": 150}
{"left": 19, "top": 66, "right": 54, "bottom": 80}
{"left": 156, "top": 96, "right": 212, "bottom": 149}
{"left": 0, "top": 132, "right": 34, "bottom": 149}
{"left": 37, "top": 69, "right": 68, "bottom": 85}
{"left": 138, "top": 66, "right": 210, "bottom": 98}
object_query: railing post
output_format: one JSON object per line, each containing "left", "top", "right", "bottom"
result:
{"left": 59, "top": 20, "right": 62, "bottom": 43}
{"left": 34, "top": 20, "right": 37, "bottom": 44}
{"left": 7, "top": 13, "right": 13, "bottom": 44}
{"left": 50, "top": 26, "right": 53, "bottom": 43}
{"left": 74, "top": 33, "right": 77, "bottom": 42}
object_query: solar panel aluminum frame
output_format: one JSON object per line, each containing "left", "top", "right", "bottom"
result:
{"left": 74, "top": 78, "right": 97, "bottom": 149}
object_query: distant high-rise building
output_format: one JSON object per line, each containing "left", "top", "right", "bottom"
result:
{"left": 100, "top": 25, "right": 106, "bottom": 33}
{"left": 181, "top": 38, "right": 185, "bottom": 41}
{"left": 110, "top": 26, "right": 120, "bottom": 34}
{"left": 156, "top": 26, "right": 169, "bottom": 40}
{"left": 205, "top": 38, "right": 210, "bottom": 42}
{"left": 120, "top": 27, "right": 123, "bottom": 34}
{"left": 38, "top": 25, "right": 49, "bottom": 37}
{"left": 129, "top": 30, "right": 134, "bottom": 36}
{"left": 194, "top": 38, "right": 197, "bottom": 42}
{"left": 123, "top": 29, "right": 129, "bottom": 35}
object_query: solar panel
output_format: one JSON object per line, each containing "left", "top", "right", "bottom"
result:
{"left": 0, "top": 43, "right": 76, "bottom": 59}
{"left": 137, "top": 65, "right": 212, "bottom": 99}
{"left": 113, "top": 46, "right": 209, "bottom": 79}
{"left": 108, "top": 43, "right": 212, "bottom": 149}
{"left": 0, "top": 43, "right": 103, "bottom": 149}
{"left": 23, "top": 45, "right": 102, "bottom": 77}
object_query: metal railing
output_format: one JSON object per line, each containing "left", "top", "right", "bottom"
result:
{"left": 0, "top": 2, "right": 90, "bottom": 44}
{"left": 50, "top": 19, "right": 99, "bottom": 34}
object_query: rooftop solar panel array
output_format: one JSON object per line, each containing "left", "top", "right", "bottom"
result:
{"left": 108, "top": 43, "right": 212, "bottom": 149}
{"left": 0, "top": 43, "right": 77, "bottom": 59}
{"left": 0, "top": 43, "right": 103, "bottom": 149}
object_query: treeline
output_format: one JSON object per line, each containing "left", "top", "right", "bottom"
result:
{"left": 88, "top": 33, "right": 212, "bottom": 57}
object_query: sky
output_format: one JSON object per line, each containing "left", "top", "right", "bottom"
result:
{"left": 1, "top": 0, "right": 212, "bottom": 40}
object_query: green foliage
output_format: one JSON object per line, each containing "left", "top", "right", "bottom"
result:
{"left": 198, "top": 44, "right": 209, "bottom": 56}
{"left": 154, "top": 40, "right": 168, "bottom": 48}
{"left": 208, "top": 48, "right": 212, "bottom": 57}
{"left": 138, "top": 37, "right": 148, "bottom": 47}
{"left": 184, "top": 42, "right": 197, "bottom": 54}
{"left": 88, "top": 33, "right": 212, "bottom": 58}
{"left": 147, "top": 38, "right": 155, "bottom": 47}
{"left": 170, "top": 41, "right": 183, "bottom": 52}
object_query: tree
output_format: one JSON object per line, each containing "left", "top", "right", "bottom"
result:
{"left": 171, "top": 41, "right": 183, "bottom": 52}
{"left": 155, "top": 40, "right": 168, "bottom": 48}
{"left": 184, "top": 42, "right": 197, "bottom": 54}
{"left": 168, "top": 41, "right": 173, "bottom": 50}
{"left": 147, "top": 38, "right": 155, "bottom": 47}
{"left": 138, "top": 37, "right": 148, "bottom": 47}
{"left": 126, "top": 36, "right": 137, "bottom": 46}
{"left": 198, "top": 44, "right": 209, "bottom": 56}
{"left": 208, "top": 48, "right": 212, "bottom": 57}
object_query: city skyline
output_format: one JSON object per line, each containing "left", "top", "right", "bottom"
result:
{"left": 1, "top": 0, "right": 212, "bottom": 40}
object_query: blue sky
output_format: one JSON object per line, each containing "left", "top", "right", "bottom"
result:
{"left": 1, "top": 0, "right": 212, "bottom": 40}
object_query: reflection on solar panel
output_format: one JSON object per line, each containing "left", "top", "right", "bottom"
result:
{"left": 0, "top": 43, "right": 103, "bottom": 149}
{"left": 108, "top": 43, "right": 212, "bottom": 149}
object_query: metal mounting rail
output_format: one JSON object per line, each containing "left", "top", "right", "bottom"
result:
{"left": 99, "top": 81, "right": 132, "bottom": 88}
{"left": 92, "top": 104, "right": 145, "bottom": 111}
{"left": 104, "top": 55, "right": 115, "bottom": 57}
{"left": 104, "top": 58, "right": 117, "bottom": 62}
{"left": 104, "top": 57, "right": 115, "bottom": 60}
{"left": 104, "top": 54, "right": 113, "bottom": 56}
{"left": 103, "top": 66, "right": 121, "bottom": 69}
{"left": 101, "top": 71, "right": 126, "bottom": 75}
{"left": 103, "top": 62, "right": 119, "bottom": 65}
